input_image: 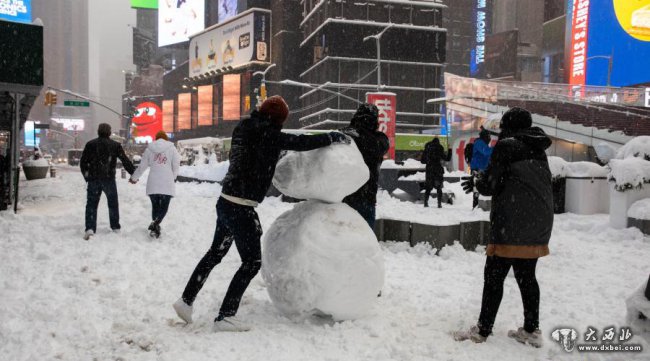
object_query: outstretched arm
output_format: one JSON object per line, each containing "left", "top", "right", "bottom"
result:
{"left": 276, "top": 131, "right": 332, "bottom": 152}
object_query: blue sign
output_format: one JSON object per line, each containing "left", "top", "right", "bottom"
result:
{"left": 585, "top": 0, "right": 650, "bottom": 86}
{"left": 0, "top": 0, "right": 31, "bottom": 24}
{"left": 471, "top": 0, "right": 490, "bottom": 77}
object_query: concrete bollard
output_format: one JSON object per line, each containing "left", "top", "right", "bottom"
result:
{"left": 121, "top": 168, "right": 126, "bottom": 179}
{"left": 50, "top": 166, "right": 56, "bottom": 178}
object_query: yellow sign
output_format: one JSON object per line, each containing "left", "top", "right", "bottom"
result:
{"left": 614, "top": 0, "right": 650, "bottom": 42}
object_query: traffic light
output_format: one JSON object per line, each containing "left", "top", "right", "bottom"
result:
{"left": 44, "top": 90, "right": 57, "bottom": 106}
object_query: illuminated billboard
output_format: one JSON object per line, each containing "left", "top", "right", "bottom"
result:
{"left": 189, "top": 9, "right": 271, "bottom": 77}
{"left": 162, "top": 99, "right": 175, "bottom": 132}
{"left": 177, "top": 93, "right": 192, "bottom": 130}
{"left": 218, "top": 0, "right": 237, "bottom": 23}
{"left": 222, "top": 74, "right": 240, "bottom": 121}
{"left": 131, "top": 0, "right": 157, "bottom": 9}
{"left": 568, "top": 0, "right": 650, "bottom": 87}
{"left": 470, "top": 0, "right": 491, "bottom": 77}
{"left": 24, "top": 120, "right": 40, "bottom": 147}
{"left": 158, "top": 0, "right": 205, "bottom": 47}
{"left": 131, "top": 100, "right": 163, "bottom": 143}
{"left": 0, "top": 0, "right": 31, "bottom": 23}
{"left": 197, "top": 85, "right": 213, "bottom": 126}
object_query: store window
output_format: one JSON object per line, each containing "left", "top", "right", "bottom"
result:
{"left": 223, "top": 74, "right": 241, "bottom": 121}
{"left": 198, "top": 85, "right": 213, "bottom": 126}
{"left": 162, "top": 99, "right": 175, "bottom": 133}
{"left": 177, "top": 93, "right": 192, "bottom": 130}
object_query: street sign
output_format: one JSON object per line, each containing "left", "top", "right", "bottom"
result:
{"left": 64, "top": 100, "right": 90, "bottom": 107}
{"left": 34, "top": 124, "right": 50, "bottom": 129}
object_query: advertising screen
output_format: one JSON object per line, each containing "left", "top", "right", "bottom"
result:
{"left": 52, "top": 118, "right": 85, "bottom": 131}
{"left": 222, "top": 74, "right": 240, "bottom": 121}
{"left": 218, "top": 0, "right": 237, "bottom": 23}
{"left": 189, "top": 10, "right": 271, "bottom": 77}
{"left": 177, "top": 93, "right": 192, "bottom": 130}
{"left": 131, "top": 99, "right": 163, "bottom": 143}
{"left": 470, "top": 0, "right": 491, "bottom": 77}
{"left": 197, "top": 85, "right": 213, "bottom": 126}
{"left": 158, "top": 0, "right": 205, "bottom": 47}
{"left": 162, "top": 99, "right": 175, "bottom": 133}
{"left": 131, "top": 0, "right": 158, "bottom": 9}
{"left": 24, "top": 120, "right": 40, "bottom": 147}
{"left": 568, "top": 0, "right": 650, "bottom": 87}
{"left": 0, "top": 0, "right": 31, "bottom": 23}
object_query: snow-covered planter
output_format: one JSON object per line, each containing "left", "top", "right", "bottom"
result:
{"left": 564, "top": 162, "right": 609, "bottom": 215}
{"left": 625, "top": 277, "right": 650, "bottom": 344}
{"left": 22, "top": 158, "right": 50, "bottom": 180}
{"left": 608, "top": 157, "right": 650, "bottom": 228}
{"left": 548, "top": 157, "right": 568, "bottom": 213}
{"left": 627, "top": 199, "right": 650, "bottom": 235}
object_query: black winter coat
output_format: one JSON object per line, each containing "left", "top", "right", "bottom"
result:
{"left": 221, "top": 111, "right": 332, "bottom": 203}
{"left": 80, "top": 137, "right": 135, "bottom": 181}
{"left": 421, "top": 140, "right": 452, "bottom": 185}
{"left": 476, "top": 127, "right": 553, "bottom": 247}
{"left": 341, "top": 126, "right": 389, "bottom": 206}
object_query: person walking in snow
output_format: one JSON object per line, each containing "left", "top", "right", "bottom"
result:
{"left": 454, "top": 107, "right": 553, "bottom": 347}
{"left": 421, "top": 138, "right": 452, "bottom": 208}
{"left": 469, "top": 128, "right": 493, "bottom": 208}
{"left": 129, "top": 131, "right": 181, "bottom": 238}
{"left": 341, "top": 103, "right": 389, "bottom": 228}
{"left": 80, "top": 123, "right": 135, "bottom": 240}
{"left": 173, "top": 96, "right": 350, "bottom": 332}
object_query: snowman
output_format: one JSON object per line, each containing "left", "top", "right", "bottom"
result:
{"left": 262, "top": 139, "right": 385, "bottom": 321}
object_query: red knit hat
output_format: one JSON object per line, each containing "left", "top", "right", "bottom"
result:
{"left": 260, "top": 95, "right": 289, "bottom": 125}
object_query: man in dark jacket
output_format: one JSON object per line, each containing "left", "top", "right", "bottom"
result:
{"left": 341, "top": 103, "right": 389, "bottom": 228}
{"left": 421, "top": 138, "right": 452, "bottom": 208}
{"left": 455, "top": 107, "right": 553, "bottom": 347}
{"left": 174, "top": 96, "right": 348, "bottom": 332}
{"left": 80, "top": 123, "right": 135, "bottom": 240}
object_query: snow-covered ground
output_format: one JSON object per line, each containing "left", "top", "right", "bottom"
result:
{"left": 1, "top": 165, "right": 649, "bottom": 360}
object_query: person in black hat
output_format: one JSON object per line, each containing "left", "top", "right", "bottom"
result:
{"left": 421, "top": 137, "right": 452, "bottom": 208}
{"left": 454, "top": 107, "right": 553, "bottom": 347}
{"left": 173, "top": 96, "right": 349, "bottom": 332}
{"left": 341, "top": 103, "right": 389, "bottom": 228}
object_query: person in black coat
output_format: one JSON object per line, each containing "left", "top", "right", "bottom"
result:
{"left": 80, "top": 123, "right": 135, "bottom": 239}
{"left": 455, "top": 107, "right": 553, "bottom": 346}
{"left": 341, "top": 103, "right": 389, "bottom": 228}
{"left": 175, "top": 96, "right": 349, "bottom": 332}
{"left": 421, "top": 138, "right": 452, "bottom": 208}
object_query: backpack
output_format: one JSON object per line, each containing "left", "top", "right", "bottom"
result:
{"left": 464, "top": 142, "right": 473, "bottom": 163}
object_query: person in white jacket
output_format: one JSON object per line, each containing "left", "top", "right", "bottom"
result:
{"left": 130, "top": 131, "right": 181, "bottom": 238}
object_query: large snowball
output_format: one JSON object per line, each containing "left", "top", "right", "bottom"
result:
{"left": 262, "top": 200, "right": 384, "bottom": 321}
{"left": 272, "top": 141, "right": 369, "bottom": 203}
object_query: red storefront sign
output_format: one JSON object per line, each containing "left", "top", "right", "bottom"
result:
{"left": 366, "top": 92, "right": 397, "bottom": 159}
{"left": 568, "top": 0, "right": 591, "bottom": 98}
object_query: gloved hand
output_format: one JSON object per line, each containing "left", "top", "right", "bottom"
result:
{"left": 329, "top": 131, "right": 351, "bottom": 145}
{"left": 461, "top": 175, "right": 474, "bottom": 194}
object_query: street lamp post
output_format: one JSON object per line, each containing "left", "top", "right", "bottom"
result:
{"left": 253, "top": 63, "right": 276, "bottom": 107}
{"left": 363, "top": 24, "right": 393, "bottom": 91}
{"left": 586, "top": 55, "right": 613, "bottom": 86}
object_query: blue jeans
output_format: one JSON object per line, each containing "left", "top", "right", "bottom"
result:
{"left": 149, "top": 194, "right": 172, "bottom": 224}
{"left": 85, "top": 179, "right": 120, "bottom": 232}
{"left": 182, "top": 197, "right": 263, "bottom": 317}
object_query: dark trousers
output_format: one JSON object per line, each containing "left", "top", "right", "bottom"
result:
{"left": 478, "top": 256, "right": 540, "bottom": 337}
{"left": 149, "top": 194, "right": 172, "bottom": 224}
{"left": 181, "top": 197, "right": 263, "bottom": 317}
{"left": 345, "top": 201, "right": 376, "bottom": 229}
{"left": 85, "top": 179, "right": 120, "bottom": 232}
{"left": 424, "top": 179, "right": 443, "bottom": 207}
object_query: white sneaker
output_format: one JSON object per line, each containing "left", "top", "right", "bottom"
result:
{"left": 83, "top": 230, "right": 94, "bottom": 240}
{"left": 453, "top": 325, "right": 487, "bottom": 343}
{"left": 213, "top": 316, "right": 252, "bottom": 332}
{"left": 508, "top": 327, "right": 543, "bottom": 348}
{"left": 173, "top": 298, "right": 193, "bottom": 324}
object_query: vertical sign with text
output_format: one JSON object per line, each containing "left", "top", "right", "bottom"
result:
{"left": 569, "top": 0, "right": 591, "bottom": 98}
{"left": 366, "top": 92, "right": 397, "bottom": 160}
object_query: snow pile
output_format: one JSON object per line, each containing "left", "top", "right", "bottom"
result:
{"left": 262, "top": 201, "right": 384, "bottom": 321}
{"left": 178, "top": 160, "right": 230, "bottom": 182}
{"left": 547, "top": 156, "right": 568, "bottom": 179}
{"left": 626, "top": 283, "right": 650, "bottom": 343}
{"left": 594, "top": 142, "right": 618, "bottom": 163}
{"left": 273, "top": 142, "right": 369, "bottom": 203}
{"left": 565, "top": 161, "right": 608, "bottom": 178}
{"left": 608, "top": 158, "right": 650, "bottom": 191}
{"left": 381, "top": 158, "right": 424, "bottom": 169}
{"left": 627, "top": 199, "right": 650, "bottom": 220}
{"left": 22, "top": 158, "right": 50, "bottom": 167}
{"left": 616, "top": 136, "right": 650, "bottom": 160}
